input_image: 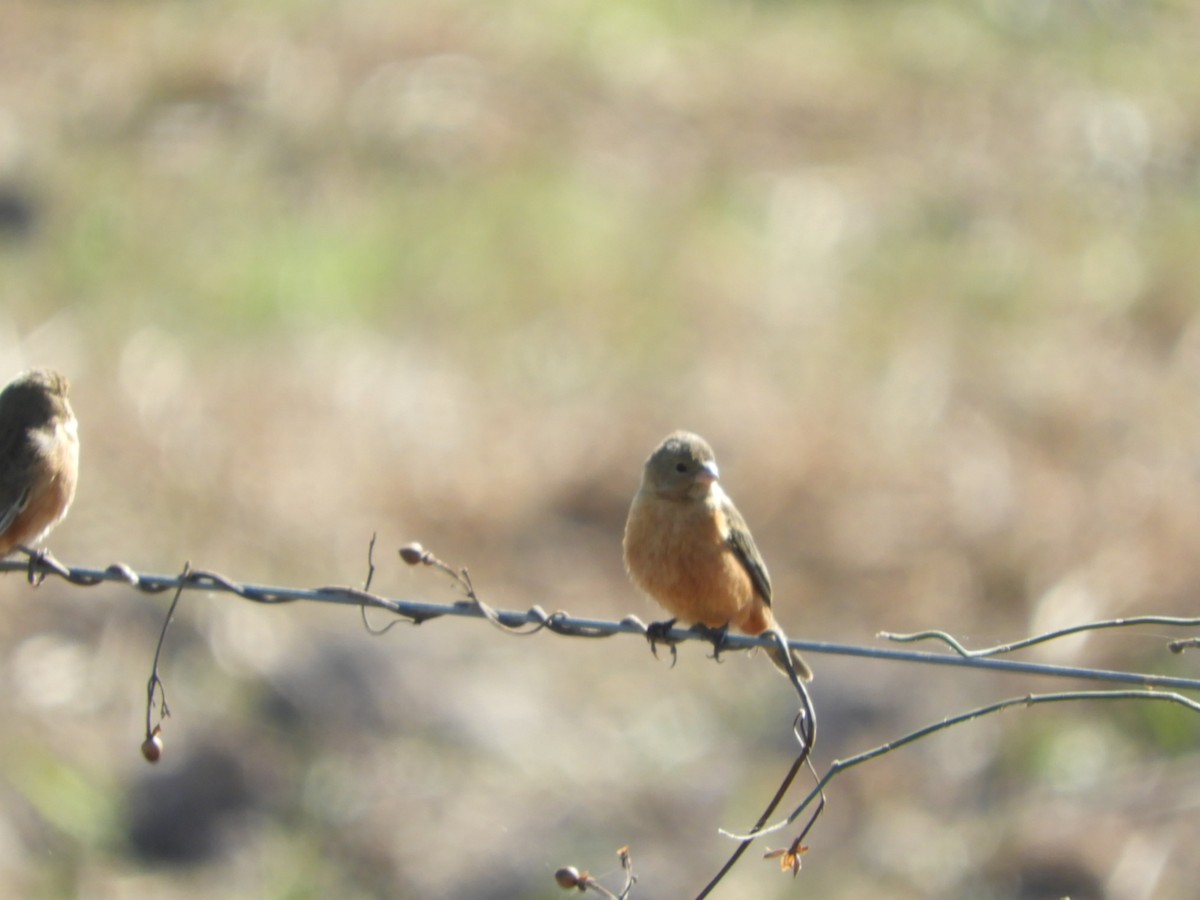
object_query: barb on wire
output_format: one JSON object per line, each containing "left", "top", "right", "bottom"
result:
{"left": 881, "top": 614, "right": 1200, "bottom": 659}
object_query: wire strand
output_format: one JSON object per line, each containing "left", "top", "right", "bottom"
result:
{"left": 4, "top": 551, "right": 1199, "bottom": 691}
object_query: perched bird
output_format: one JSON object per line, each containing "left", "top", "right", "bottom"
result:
{"left": 0, "top": 369, "right": 79, "bottom": 556}
{"left": 623, "top": 430, "right": 813, "bottom": 681}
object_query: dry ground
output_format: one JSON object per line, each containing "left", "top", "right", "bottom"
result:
{"left": 2, "top": 1, "right": 1200, "bottom": 897}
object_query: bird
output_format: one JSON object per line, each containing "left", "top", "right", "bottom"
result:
{"left": 623, "top": 430, "right": 813, "bottom": 682}
{"left": 0, "top": 368, "right": 79, "bottom": 557}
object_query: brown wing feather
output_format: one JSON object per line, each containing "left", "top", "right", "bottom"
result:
{"left": 0, "top": 424, "right": 33, "bottom": 535}
{"left": 722, "top": 499, "right": 773, "bottom": 607}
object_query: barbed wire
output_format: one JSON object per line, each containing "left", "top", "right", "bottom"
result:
{"left": 6, "top": 544, "right": 1200, "bottom": 898}
{"left": 4, "top": 550, "right": 1199, "bottom": 692}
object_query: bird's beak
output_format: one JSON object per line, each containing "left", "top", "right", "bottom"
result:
{"left": 696, "top": 461, "right": 719, "bottom": 484}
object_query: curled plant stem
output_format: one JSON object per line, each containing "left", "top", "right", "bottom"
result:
{"left": 722, "top": 688, "right": 1200, "bottom": 844}
{"left": 882, "top": 614, "right": 1200, "bottom": 659}
{"left": 140, "top": 563, "right": 190, "bottom": 762}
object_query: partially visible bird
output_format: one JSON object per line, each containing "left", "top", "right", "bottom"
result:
{"left": 623, "top": 430, "right": 812, "bottom": 681}
{"left": 0, "top": 368, "right": 79, "bottom": 557}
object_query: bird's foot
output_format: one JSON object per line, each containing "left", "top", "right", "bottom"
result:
{"left": 692, "top": 622, "right": 731, "bottom": 663}
{"left": 18, "top": 545, "right": 50, "bottom": 586}
{"left": 645, "top": 618, "right": 680, "bottom": 667}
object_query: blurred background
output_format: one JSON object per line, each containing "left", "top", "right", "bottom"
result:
{"left": 2, "top": 0, "right": 1200, "bottom": 897}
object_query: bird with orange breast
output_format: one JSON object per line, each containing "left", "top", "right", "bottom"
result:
{"left": 0, "top": 369, "right": 79, "bottom": 557}
{"left": 623, "top": 430, "right": 813, "bottom": 681}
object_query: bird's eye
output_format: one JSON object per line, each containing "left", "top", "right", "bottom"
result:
{"left": 675, "top": 462, "right": 688, "bottom": 473}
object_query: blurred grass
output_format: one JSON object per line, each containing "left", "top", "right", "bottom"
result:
{"left": 3, "top": 0, "right": 1200, "bottom": 897}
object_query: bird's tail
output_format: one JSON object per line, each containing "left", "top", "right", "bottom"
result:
{"left": 764, "top": 626, "right": 814, "bottom": 682}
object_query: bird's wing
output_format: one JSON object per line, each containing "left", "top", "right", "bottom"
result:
{"left": 0, "top": 431, "right": 33, "bottom": 536}
{"left": 723, "top": 500, "right": 773, "bottom": 606}
{"left": 0, "top": 481, "right": 29, "bottom": 536}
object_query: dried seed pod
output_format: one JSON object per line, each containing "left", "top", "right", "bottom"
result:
{"left": 141, "top": 726, "right": 164, "bottom": 763}
{"left": 398, "top": 543, "right": 426, "bottom": 565}
{"left": 554, "top": 866, "right": 583, "bottom": 890}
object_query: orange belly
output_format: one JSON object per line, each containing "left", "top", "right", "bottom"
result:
{"left": 623, "top": 492, "right": 772, "bottom": 635}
